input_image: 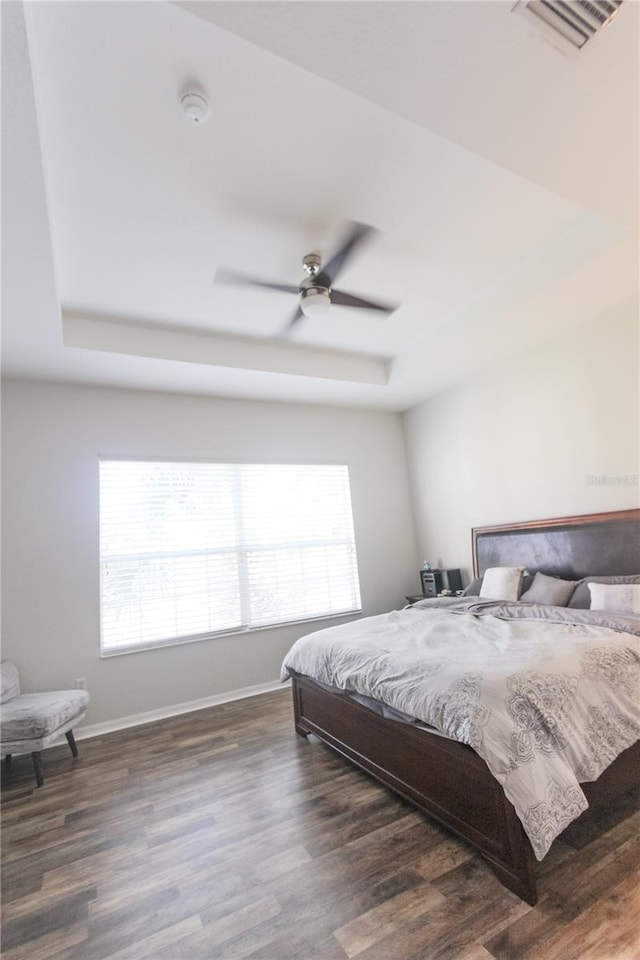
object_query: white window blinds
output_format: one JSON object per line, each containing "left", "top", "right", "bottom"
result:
{"left": 99, "top": 460, "right": 361, "bottom": 654}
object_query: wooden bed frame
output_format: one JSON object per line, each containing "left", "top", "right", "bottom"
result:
{"left": 291, "top": 508, "right": 640, "bottom": 905}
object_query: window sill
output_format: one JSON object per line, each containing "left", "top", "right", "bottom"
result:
{"left": 100, "top": 608, "right": 363, "bottom": 658}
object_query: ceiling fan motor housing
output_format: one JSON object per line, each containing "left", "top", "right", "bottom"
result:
{"left": 301, "top": 254, "right": 330, "bottom": 294}
{"left": 302, "top": 252, "right": 322, "bottom": 277}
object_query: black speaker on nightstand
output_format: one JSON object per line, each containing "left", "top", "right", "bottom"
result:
{"left": 444, "top": 568, "right": 462, "bottom": 593}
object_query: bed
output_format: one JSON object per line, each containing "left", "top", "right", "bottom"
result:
{"left": 282, "top": 509, "right": 640, "bottom": 905}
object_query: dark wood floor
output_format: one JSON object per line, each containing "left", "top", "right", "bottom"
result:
{"left": 1, "top": 688, "right": 639, "bottom": 960}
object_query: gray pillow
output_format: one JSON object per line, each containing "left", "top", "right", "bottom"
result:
{"left": 520, "top": 572, "right": 578, "bottom": 607}
{"left": 520, "top": 574, "right": 535, "bottom": 594}
{"left": 462, "top": 578, "right": 482, "bottom": 596}
{"left": 568, "top": 574, "right": 640, "bottom": 609}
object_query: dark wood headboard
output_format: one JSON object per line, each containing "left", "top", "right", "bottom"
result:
{"left": 472, "top": 509, "right": 640, "bottom": 580}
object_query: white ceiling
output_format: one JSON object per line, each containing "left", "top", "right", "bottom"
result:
{"left": 2, "top": 1, "right": 638, "bottom": 411}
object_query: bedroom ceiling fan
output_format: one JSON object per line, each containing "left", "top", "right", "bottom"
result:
{"left": 214, "top": 222, "right": 399, "bottom": 333}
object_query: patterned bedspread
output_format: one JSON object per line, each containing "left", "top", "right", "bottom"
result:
{"left": 281, "top": 598, "right": 640, "bottom": 859}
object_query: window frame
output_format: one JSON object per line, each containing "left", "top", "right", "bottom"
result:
{"left": 98, "top": 457, "right": 363, "bottom": 657}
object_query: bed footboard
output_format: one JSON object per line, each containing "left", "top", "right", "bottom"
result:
{"left": 292, "top": 673, "right": 538, "bottom": 904}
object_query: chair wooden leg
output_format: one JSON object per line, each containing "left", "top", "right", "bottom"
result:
{"left": 65, "top": 730, "right": 79, "bottom": 758}
{"left": 32, "top": 751, "right": 44, "bottom": 787}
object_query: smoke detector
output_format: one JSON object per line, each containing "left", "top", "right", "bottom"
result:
{"left": 180, "top": 92, "right": 210, "bottom": 125}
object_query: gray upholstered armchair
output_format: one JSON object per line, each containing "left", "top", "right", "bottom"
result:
{"left": 0, "top": 660, "right": 90, "bottom": 786}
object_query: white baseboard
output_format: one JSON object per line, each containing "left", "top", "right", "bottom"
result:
{"left": 75, "top": 678, "right": 290, "bottom": 742}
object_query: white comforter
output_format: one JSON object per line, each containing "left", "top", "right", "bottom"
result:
{"left": 281, "top": 599, "right": 640, "bottom": 859}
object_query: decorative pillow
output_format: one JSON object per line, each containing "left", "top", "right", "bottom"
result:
{"left": 464, "top": 573, "right": 533, "bottom": 597}
{"left": 520, "top": 572, "right": 578, "bottom": 607}
{"left": 0, "top": 660, "right": 20, "bottom": 704}
{"left": 479, "top": 567, "right": 527, "bottom": 601}
{"left": 461, "top": 578, "right": 482, "bottom": 596}
{"left": 569, "top": 575, "right": 640, "bottom": 609}
{"left": 520, "top": 574, "right": 535, "bottom": 594}
{"left": 588, "top": 582, "right": 640, "bottom": 614}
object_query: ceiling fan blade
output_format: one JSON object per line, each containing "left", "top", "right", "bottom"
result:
{"left": 320, "top": 222, "right": 376, "bottom": 286}
{"left": 215, "top": 268, "right": 299, "bottom": 296}
{"left": 280, "top": 305, "right": 304, "bottom": 334}
{"left": 331, "top": 289, "right": 399, "bottom": 314}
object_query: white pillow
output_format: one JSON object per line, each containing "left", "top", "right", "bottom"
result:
{"left": 480, "top": 567, "right": 527, "bottom": 601}
{"left": 588, "top": 582, "right": 640, "bottom": 614}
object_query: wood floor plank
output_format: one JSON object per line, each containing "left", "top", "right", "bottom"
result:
{"left": 2, "top": 688, "right": 638, "bottom": 960}
{"left": 2, "top": 813, "right": 66, "bottom": 843}
{"left": 412, "top": 836, "right": 475, "bottom": 881}
{"left": 252, "top": 843, "right": 313, "bottom": 882}
{"left": 98, "top": 915, "right": 204, "bottom": 960}
{"left": 0, "top": 889, "right": 95, "bottom": 953}
{"left": 456, "top": 947, "right": 497, "bottom": 960}
{"left": 525, "top": 869, "right": 640, "bottom": 960}
{"left": 235, "top": 923, "right": 350, "bottom": 960}
{"left": 333, "top": 879, "right": 446, "bottom": 957}
{"left": 0, "top": 883, "right": 97, "bottom": 925}
{"left": 0, "top": 919, "right": 88, "bottom": 960}
{"left": 353, "top": 898, "right": 463, "bottom": 960}
{"left": 177, "top": 894, "right": 282, "bottom": 957}
{"left": 413, "top": 899, "right": 531, "bottom": 960}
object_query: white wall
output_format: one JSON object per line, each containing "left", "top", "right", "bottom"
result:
{"left": 403, "top": 300, "right": 639, "bottom": 583}
{"left": 1, "top": 381, "right": 419, "bottom": 725}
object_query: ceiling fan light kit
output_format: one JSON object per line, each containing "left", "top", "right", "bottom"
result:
{"left": 300, "top": 287, "right": 331, "bottom": 318}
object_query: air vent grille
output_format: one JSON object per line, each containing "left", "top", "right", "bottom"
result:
{"left": 515, "top": 0, "right": 624, "bottom": 50}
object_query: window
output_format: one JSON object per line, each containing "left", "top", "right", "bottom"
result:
{"left": 99, "top": 460, "right": 361, "bottom": 655}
